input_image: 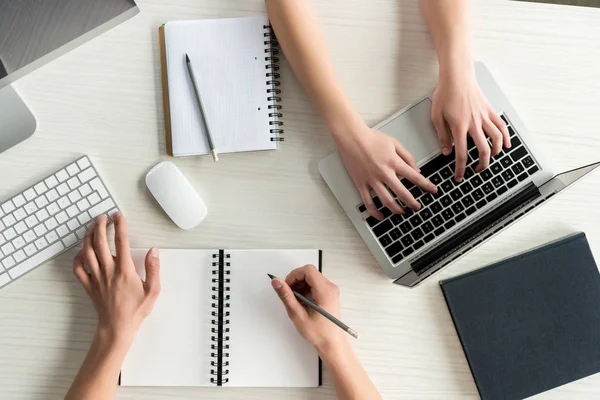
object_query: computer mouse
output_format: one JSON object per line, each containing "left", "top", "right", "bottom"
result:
{"left": 145, "top": 162, "right": 207, "bottom": 230}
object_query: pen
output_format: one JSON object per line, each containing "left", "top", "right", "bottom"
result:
{"left": 267, "top": 273, "right": 359, "bottom": 339}
{"left": 185, "top": 53, "right": 218, "bottom": 162}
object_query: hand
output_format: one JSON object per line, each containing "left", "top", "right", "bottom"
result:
{"left": 72, "top": 212, "right": 161, "bottom": 347}
{"left": 431, "top": 71, "right": 510, "bottom": 181}
{"left": 336, "top": 122, "right": 437, "bottom": 219}
{"left": 271, "top": 264, "right": 348, "bottom": 356}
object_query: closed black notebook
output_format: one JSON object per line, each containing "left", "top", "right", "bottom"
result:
{"left": 440, "top": 232, "right": 600, "bottom": 400}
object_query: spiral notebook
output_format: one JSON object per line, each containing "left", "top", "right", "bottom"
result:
{"left": 120, "top": 249, "right": 322, "bottom": 387}
{"left": 158, "top": 16, "right": 284, "bottom": 157}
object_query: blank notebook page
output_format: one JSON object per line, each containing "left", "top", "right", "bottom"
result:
{"left": 165, "top": 17, "right": 276, "bottom": 156}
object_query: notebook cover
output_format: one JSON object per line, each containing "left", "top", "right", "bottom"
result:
{"left": 158, "top": 24, "right": 174, "bottom": 156}
{"left": 440, "top": 232, "right": 600, "bottom": 400}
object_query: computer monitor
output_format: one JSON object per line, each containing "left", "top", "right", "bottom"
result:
{"left": 0, "top": 0, "right": 139, "bottom": 154}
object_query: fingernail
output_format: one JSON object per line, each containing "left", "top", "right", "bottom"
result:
{"left": 456, "top": 176, "right": 463, "bottom": 182}
{"left": 271, "top": 279, "right": 283, "bottom": 290}
{"left": 431, "top": 186, "right": 438, "bottom": 194}
{"left": 442, "top": 147, "right": 450, "bottom": 155}
{"left": 113, "top": 211, "right": 122, "bottom": 219}
{"left": 417, "top": 167, "right": 422, "bottom": 173}
{"left": 150, "top": 247, "right": 159, "bottom": 258}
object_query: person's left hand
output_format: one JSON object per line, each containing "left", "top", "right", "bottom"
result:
{"left": 431, "top": 71, "right": 510, "bottom": 182}
{"left": 72, "top": 212, "right": 161, "bottom": 347}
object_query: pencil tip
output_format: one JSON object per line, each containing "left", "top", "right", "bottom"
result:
{"left": 185, "top": 53, "right": 190, "bottom": 62}
{"left": 267, "top": 273, "right": 276, "bottom": 280}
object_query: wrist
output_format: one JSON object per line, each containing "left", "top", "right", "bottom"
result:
{"left": 323, "top": 106, "right": 366, "bottom": 144}
{"left": 315, "top": 334, "right": 352, "bottom": 362}
{"left": 437, "top": 49, "right": 475, "bottom": 84}
{"left": 94, "top": 326, "right": 136, "bottom": 356}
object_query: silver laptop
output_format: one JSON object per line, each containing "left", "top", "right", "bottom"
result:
{"left": 319, "top": 62, "right": 600, "bottom": 288}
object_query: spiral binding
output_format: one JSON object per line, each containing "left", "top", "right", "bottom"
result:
{"left": 263, "top": 25, "right": 284, "bottom": 142}
{"left": 210, "top": 249, "right": 231, "bottom": 386}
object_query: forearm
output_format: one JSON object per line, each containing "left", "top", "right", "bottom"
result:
{"left": 419, "top": 0, "right": 474, "bottom": 78}
{"left": 265, "top": 0, "right": 363, "bottom": 140}
{"left": 319, "top": 341, "right": 382, "bottom": 400}
{"left": 65, "top": 330, "right": 131, "bottom": 400}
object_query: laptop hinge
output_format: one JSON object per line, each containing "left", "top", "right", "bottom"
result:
{"left": 408, "top": 182, "right": 542, "bottom": 277}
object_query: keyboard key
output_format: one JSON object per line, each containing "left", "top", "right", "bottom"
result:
{"left": 501, "top": 170, "right": 515, "bottom": 181}
{"left": 501, "top": 114, "right": 509, "bottom": 126}
{"left": 34, "top": 237, "right": 48, "bottom": 250}
{"left": 35, "top": 196, "right": 49, "bottom": 209}
{"left": 506, "top": 179, "right": 518, "bottom": 188}
{"left": 487, "top": 192, "right": 498, "bottom": 202}
{"left": 358, "top": 204, "right": 366, "bottom": 213}
{"left": 463, "top": 167, "right": 474, "bottom": 180}
{"left": 423, "top": 233, "right": 435, "bottom": 243}
{"left": 431, "top": 215, "right": 444, "bottom": 227}
{"left": 2, "top": 256, "right": 15, "bottom": 269}
{"left": 46, "top": 203, "right": 60, "bottom": 216}
{"left": 390, "top": 228, "right": 402, "bottom": 240}
{"left": 45, "top": 217, "right": 58, "bottom": 231}
{"left": 409, "top": 215, "right": 422, "bottom": 227}
{"left": 472, "top": 189, "right": 484, "bottom": 201}
{"left": 441, "top": 209, "right": 454, "bottom": 221}
{"left": 57, "top": 183, "right": 70, "bottom": 196}
{"left": 1, "top": 242, "right": 15, "bottom": 256}
{"left": 67, "top": 177, "right": 81, "bottom": 190}
{"left": 491, "top": 176, "right": 504, "bottom": 188}
{"left": 420, "top": 209, "right": 433, "bottom": 220}
{"left": 68, "top": 191, "right": 82, "bottom": 203}
{"left": 75, "top": 227, "right": 86, "bottom": 239}
{"left": 24, "top": 244, "right": 37, "bottom": 256}
{"left": 56, "top": 224, "right": 69, "bottom": 238}
{"left": 77, "top": 157, "right": 91, "bottom": 170}
{"left": 400, "top": 178, "right": 414, "bottom": 191}
{"left": 491, "top": 163, "right": 503, "bottom": 175}
{"left": 56, "top": 169, "right": 69, "bottom": 182}
{"left": 67, "top": 218, "right": 79, "bottom": 231}
{"left": 444, "top": 220, "right": 456, "bottom": 229}
{"left": 462, "top": 195, "right": 474, "bottom": 207}
{"left": 23, "top": 230, "right": 36, "bottom": 243}
{"left": 399, "top": 222, "right": 411, "bottom": 234}
{"left": 476, "top": 199, "right": 487, "bottom": 209}
{"left": 450, "top": 189, "right": 462, "bottom": 201}
{"left": 420, "top": 153, "right": 453, "bottom": 178}
{"left": 366, "top": 216, "right": 379, "bottom": 227}
{"left": 67, "top": 205, "right": 79, "bottom": 218}
{"left": 451, "top": 202, "right": 465, "bottom": 214}
{"left": 440, "top": 167, "right": 453, "bottom": 180}
{"left": 45, "top": 231, "right": 58, "bottom": 244}
{"left": 391, "top": 214, "right": 403, "bottom": 225}
{"left": 441, "top": 180, "right": 453, "bottom": 192}
{"left": 23, "top": 188, "right": 36, "bottom": 201}
{"left": 440, "top": 195, "right": 452, "bottom": 208}
{"left": 13, "top": 250, "right": 26, "bottom": 263}
{"left": 430, "top": 173, "right": 442, "bottom": 185}
{"left": 421, "top": 193, "right": 433, "bottom": 206}
{"left": 15, "top": 208, "right": 27, "bottom": 221}
{"left": 56, "top": 211, "right": 68, "bottom": 224}
{"left": 401, "top": 235, "right": 414, "bottom": 247}
{"left": 45, "top": 175, "right": 59, "bottom": 188}
{"left": 372, "top": 196, "right": 383, "bottom": 209}
{"left": 3, "top": 227, "right": 16, "bottom": 241}
{"left": 78, "top": 168, "right": 96, "bottom": 184}
{"left": 482, "top": 182, "right": 494, "bottom": 195}
{"left": 464, "top": 206, "right": 476, "bottom": 216}
{"left": 385, "top": 241, "right": 403, "bottom": 257}
{"left": 8, "top": 241, "right": 65, "bottom": 280}
{"left": 497, "top": 186, "right": 508, "bottom": 195}
{"left": 373, "top": 220, "right": 393, "bottom": 237}
{"left": 409, "top": 186, "right": 422, "bottom": 199}
{"left": 500, "top": 156, "right": 513, "bottom": 168}
{"left": 66, "top": 163, "right": 80, "bottom": 176}
{"left": 460, "top": 182, "right": 473, "bottom": 195}
{"left": 402, "top": 247, "right": 414, "bottom": 258}
{"left": 469, "top": 147, "right": 479, "bottom": 161}
{"left": 14, "top": 221, "right": 27, "bottom": 234}
{"left": 471, "top": 175, "right": 483, "bottom": 188}
{"left": 522, "top": 156, "right": 534, "bottom": 168}
{"left": 34, "top": 224, "right": 48, "bottom": 236}
{"left": 391, "top": 253, "right": 404, "bottom": 264}
{"left": 508, "top": 134, "right": 521, "bottom": 150}
{"left": 422, "top": 221, "right": 433, "bottom": 234}
{"left": 2, "top": 201, "right": 15, "bottom": 214}
{"left": 379, "top": 234, "right": 392, "bottom": 247}
{"left": 517, "top": 172, "right": 528, "bottom": 182}
{"left": 512, "top": 162, "right": 525, "bottom": 175}
{"left": 380, "top": 207, "right": 392, "bottom": 218}
{"left": 432, "top": 186, "right": 444, "bottom": 198}
{"left": 24, "top": 201, "right": 37, "bottom": 215}
{"left": 63, "top": 234, "right": 77, "bottom": 247}
{"left": 35, "top": 209, "right": 49, "bottom": 222}
{"left": 481, "top": 169, "right": 493, "bottom": 181}
{"left": 2, "top": 214, "right": 16, "bottom": 227}
{"left": 455, "top": 213, "right": 466, "bottom": 222}
{"left": 510, "top": 146, "right": 527, "bottom": 162}
{"left": 528, "top": 166, "right": 539, "bottom": 175}
{"left": 58, "top": 197, "right": 70, "bottom": 210}
{"left": 34, "top": 182, "right": 48, "bottom": 195}
{"left": 413, "top": 240, "right": 424, "bottom": 250}
{"left": 12, "top": 194, "right": 26, "bottom": 208}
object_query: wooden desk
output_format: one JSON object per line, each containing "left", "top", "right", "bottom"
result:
{"left": 1, "top": 0, "right": 600, "bottom": 398}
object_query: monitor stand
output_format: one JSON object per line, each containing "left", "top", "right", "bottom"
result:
{"left": 0, "top": 85, "right": 37, "bottom": 153}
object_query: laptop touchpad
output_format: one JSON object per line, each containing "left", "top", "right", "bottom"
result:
{"left": 378, "top": 98, "right": 441, "bottom": 164}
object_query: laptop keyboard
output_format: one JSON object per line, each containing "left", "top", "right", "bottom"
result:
{"left": 358, "top": 114, "right": 540, "bottom": 265}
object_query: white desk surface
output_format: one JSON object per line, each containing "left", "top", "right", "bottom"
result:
{"left": 1, "top": 0, "right": 600, "bottom": 398}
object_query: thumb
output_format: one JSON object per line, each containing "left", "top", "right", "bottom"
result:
{"left": 144, "top": 247, "right": 161, "bottom": 298}
{"left": 271, "top": 278, "right": 307, "bottom": 323}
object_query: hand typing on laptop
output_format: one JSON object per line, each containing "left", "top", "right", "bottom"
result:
{"left": 271, "top": 265, "right": 383, "bottom": 400}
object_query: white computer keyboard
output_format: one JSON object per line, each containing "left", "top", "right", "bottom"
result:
{"left": 0, "top": 156, "right": 119, "bottom": 289}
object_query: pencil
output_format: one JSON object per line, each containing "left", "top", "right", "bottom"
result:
{"left": 267, "top": 273, "right": 359, "bottom": 339}
{"left": 185, "top": 53, "right": 218, "bottom": 162}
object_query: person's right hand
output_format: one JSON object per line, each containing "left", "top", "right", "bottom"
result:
{"left": 271, "top": 264, "right": 347, "bottom": 355}
{"left": 336, "top": 122, "right": 437, "bottom": 220}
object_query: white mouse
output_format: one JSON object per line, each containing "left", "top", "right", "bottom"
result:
{"left": 145, "top": 162, "right": 207, "bottom": 230}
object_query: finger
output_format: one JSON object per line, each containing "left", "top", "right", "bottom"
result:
{"left": 93, "top": 215, "right": 113, "bottom": 267}
{"left": 271, "top": 278, "right": 308, "bottom": 323}
{"left": 73, "top": 251, "right": 92, "bottom": 295}
{"left": 398, "top": 163, "right": 437, "bottom": 194}
{"left": 471, "top": 128, "right": 491, "bottom": 173}
{"left": 394, "top": 140, "right": 418, "bottom": 171}
{"left": 432, "top": 112, "right": 453, "bottom": 156}
{"left": 112, "top": 212, "right": 130, "bottom": 258}
{"left": 385, "top": 174, "right": 418, "bottom": 211}
{"left": 482, "top": 117, "right": 503, "bottom": 157}
{"left": 358, "top": 186, "right": 383, "bottom": 220}
{"left": 372, "top": 182, "right": 402, "bottom": 214}
{"left": 83, "top": 229, "right": 101, "bottom": 284}
{"left": 285, "top": 264, "right": 327, "bottom": 291}
{"left": 489, "top": 111, "right": 510, "bottom": 149}
{"left": 452, "top": 125, "right": 469, "bottom": 181}
{"left": 144, "top": 247, "right": 161, "bottom": 300}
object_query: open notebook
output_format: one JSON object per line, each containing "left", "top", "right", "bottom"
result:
{"left": 158, "top": 16, "right": 284, "bottom": 157}
{"left": 120, "top": 249, "right": 321, "bottom": 387}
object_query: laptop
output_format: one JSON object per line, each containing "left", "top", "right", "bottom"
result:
{"left": 318, "top": 62, "right": 600, "bottom": 288}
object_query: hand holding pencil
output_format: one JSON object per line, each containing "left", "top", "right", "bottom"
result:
{"left": 270, "top": 265, "right": 358, "bottom": 355}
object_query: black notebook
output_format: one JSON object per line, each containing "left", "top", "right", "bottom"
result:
{"left": 440, "top": 232, "right": 600, "bottom": 400}
{"left": 120, "top": 249, "right": 322, "bottom": 387}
